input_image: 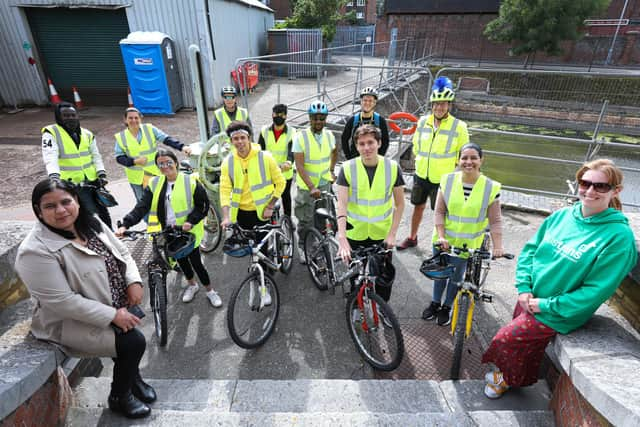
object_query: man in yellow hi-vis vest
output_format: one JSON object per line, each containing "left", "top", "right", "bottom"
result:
{"left": 115, "top": 107, "right": 192, "bottom": 202}
{"left": 258, "top": 104, "right": 295, "bottom": 217}
{"left": 220, "top": 121, "right": 286, "bottom": 231}
{"left": 336, "top": 124, "right": 405, "bottom": 302}
{"left": 397, "top": 76, "right": 469, "bottom": 250}
{"left": 210, "top": 86, "right": 252, "bottom": 141}
{"left": 117, "top": 148, "right": 223, "bottom": 307}
{"left": 293, "top": 100, "right": 338, "bottom": 264}
{"left": 41, "top": 102, "right": 112, "bottom": 227}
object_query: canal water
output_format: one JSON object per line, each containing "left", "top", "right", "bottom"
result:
{"left": 468, "top": 122, "right": 640, "bottom": 208}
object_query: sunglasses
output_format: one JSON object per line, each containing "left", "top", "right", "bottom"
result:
{"left": 578, "top": 179, "right": 614, "bottom": 193}
{"left": 157, "top": 160, "right": 175, "bottom": 168}
{"left": 310, "top": 115, "right": 327, "bottom": 121}
{"left": 223, "top": 95, "right": 236, "bottom": 100}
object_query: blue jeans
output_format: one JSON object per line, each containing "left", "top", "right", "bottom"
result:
{"left": 431, "top": 246, "right": 467, "bottom": 307}
{"left": 130, "top": 183, "right": 145, "bottom": 203}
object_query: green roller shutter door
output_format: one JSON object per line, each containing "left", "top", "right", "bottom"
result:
{"left": 27, "top": 7, "right": 130, "bottom": 106}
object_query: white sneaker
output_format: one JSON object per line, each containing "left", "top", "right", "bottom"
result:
{"left": 377, "top": 305, "right": 393, "bottom": 328}
{"left": 206, "top": 290, "right": 222, "bottom": 307}
{"left": 352, "top": 308, "right": 361, "bottom": 324}
{"left": 180, "top": 281, "right": 190, "bottom": 290}
{"left": 182, "top": 284, "right": 199, "bottom": 303}
{"left": 485, "top": 370, "right": 503, "bottom": 385}
{"left": 298, "top": 247, "right": 307, "bottom": 265}
{"left": 260, "top": 284, "right": 272, "bottom": 306}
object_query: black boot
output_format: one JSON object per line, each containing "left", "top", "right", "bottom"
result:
{"left": 108, "top": 390, "right": 151, "bottom": 419}
{"left": 132, "top": 375, "right": 157, "bottom": 403}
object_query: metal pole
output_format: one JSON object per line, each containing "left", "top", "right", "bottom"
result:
{"left": 277, "top": 84, "right": 281, "bottom": 104}
{"left": 316, "top": 49, "right": 322, "bottom": 96}
{"left": 605, "top": 0, "right": 629, "bottom": 65}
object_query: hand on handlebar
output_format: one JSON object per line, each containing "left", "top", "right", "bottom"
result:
{"left": 182, "top": 222, "right": 193, "bottom": 232}
{"left": 337, "top": 234, "right": 352, "bottom": 264}
{"left": 115, "top": 226, "right": 127, "bottom": 238}
{"left": 309, "top": 188, "right": 321, "bottom": 199}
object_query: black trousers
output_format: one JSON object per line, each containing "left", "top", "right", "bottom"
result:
{"left": 111, "top": 328, "right": 146, "bottom": 396}
{"left": 78, "top": 182, "right": 112, "bottom": 229}
{"left": 282, "top": 178, "right": 292, "bottom": 217}
{"left": 176, "top": 246, "right": 210, "bottom": 286}
{"left": 348, "top": 238, "right": 392, "bottom": 302}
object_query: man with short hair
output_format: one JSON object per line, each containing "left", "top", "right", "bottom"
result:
{"left": 293, "top": 101, "right": 338, "bottom": 264}
{"left": 397, "top": 76, "right": 469, "bottom": 250}
{"left": 258, "top": 104, "right": 295, "bottom": 217}
{"left": 210, "top": 87, "right": 252, "bottom": 142}
{"left": 340, "top": 87, "right": 389, "bottom": 160}
{"left": 41, "top": 102, "right": 112, "bottom": 227}
{"left": 336, "top": 124, "right": 405, "bottom": 302}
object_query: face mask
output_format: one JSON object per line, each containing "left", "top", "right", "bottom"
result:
{"left": 273, "top": 116, "right": 285, "bottom": 126}
{"left": 63, "top": 119, "right": 80, "bottom": 133}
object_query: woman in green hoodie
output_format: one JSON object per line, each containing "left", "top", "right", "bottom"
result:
{"left": 481, "top": 159, "right": 637, "bottom": 399}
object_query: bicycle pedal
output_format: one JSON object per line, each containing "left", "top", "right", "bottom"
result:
{"left": 481, "top": 294, "right": 493, "bottom": 302}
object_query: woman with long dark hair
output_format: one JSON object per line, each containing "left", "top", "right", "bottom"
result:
{"left": 15, "top": 178, "right": 155, "bottom": 419}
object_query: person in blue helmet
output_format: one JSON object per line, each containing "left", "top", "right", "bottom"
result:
{"left": 293, "top": 100, "right": 338, "bottom": 263}
{"left": 397, "top": 76, "right": 469, "bottom": 251}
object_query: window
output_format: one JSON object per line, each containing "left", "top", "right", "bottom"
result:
{"left": 356, "top": 12, "right": 364, "bottom": 19}
{"left": 357, "top": 0, "right": 365, "bottom": 6}
{"left": 346, "top": 2, "right": 353, "bottom": 6}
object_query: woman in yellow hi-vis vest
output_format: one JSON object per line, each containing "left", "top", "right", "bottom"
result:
{"left": 115, "top": 107, "right": 192, "bottom": 203}
{"left": 422, "top": 143, "right": 504, "bottom": 326}
{"left": 116, "top": 149, "right": 222, "bottom": 308}
{"left": 336, "top": 125, "right": 405, "bottom": 302}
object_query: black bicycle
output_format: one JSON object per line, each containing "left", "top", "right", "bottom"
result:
{"left": 339, "top": 244, "right": 405, "bottom": 371}
{"left": 224, "top": 207, "right": 294, "bottom": 349}
{"left": 118, "top": 223, "right": 191, "bottom": 347}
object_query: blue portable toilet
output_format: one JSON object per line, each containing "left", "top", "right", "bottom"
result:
{"left": 120, "top": 32, "right": 183, "bottom": 115}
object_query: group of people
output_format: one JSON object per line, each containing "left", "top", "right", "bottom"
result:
{"left": 15, "top": 76, "right": 636, "bottom": 418}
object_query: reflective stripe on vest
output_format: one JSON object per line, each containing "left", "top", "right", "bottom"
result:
{"left": 344, "top": 156, "right": 397, "bottom": 241}
{"left": 227, "top": 151, "right": 274, "bottom": 221}
{"left": 147, "top": 173, "right": 204, "bottom": 246}
{"left": 115, "top": 124, "right": 160, "bottom": 185}
{"left": 413, "top": 117, "right": 460, "bottom": 183}
{"left": 261, "top": 125, "right": 294, "bottom": 180}
{"left": 44, "top": 124, "right": 98, "bottom": 183}
{"left": 433, "top": 172, "right": 500, "bottom": 250}
{"left": 296, "top": 128, "right": 333, "bottom": 190}
{"left": 215, "top": 107, "right": 248, "bottom": 142}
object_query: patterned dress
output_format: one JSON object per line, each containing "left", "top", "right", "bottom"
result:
{"left": 481, "top": 303, "right": 557, "bottom": 387}
{"left": 86, "top": 234, "right": 129, "bottom": 308}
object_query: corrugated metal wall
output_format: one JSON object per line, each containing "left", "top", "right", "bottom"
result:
{"left": 0, "top": 0, "right": 274, "bottom": 108}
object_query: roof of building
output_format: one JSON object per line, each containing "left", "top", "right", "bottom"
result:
{"left": 385, "top": 0, "right": 499, "bottom": 14}
{"left": 231, "top": 0, "right": 274, "bottom": 13}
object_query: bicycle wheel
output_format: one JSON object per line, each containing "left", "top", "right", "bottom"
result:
{"left": 200, "top": 204, "right": 222, "bottom": 253}
{"left": 304, "top": 228, "right": 331, "bottom": 291}
{"left": 149, "top": 270, "right": 168, "bottom": 347}
{"left": 450, "top": 292, "right": 470, "bottom": 380}
{"left": 227, "top": 273, "right": 280, "bottom": 349}
{"left": 277, "top": 215, "right": 294, "bottom": 274}
{"left": 346, "top": 290, "right": 404, "bottom": 371}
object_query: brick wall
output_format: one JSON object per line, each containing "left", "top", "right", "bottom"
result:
{"left": 375, "top": 13, "right": 640, "bottom": 65}
{"left": 549, "top": 372, "right": 613, "bottom": 427}
{"left": 609, "top": 275, "right": 640, "bottom": 332}
{"left": 0, "top": 367, "right": 72, "bottom": 427}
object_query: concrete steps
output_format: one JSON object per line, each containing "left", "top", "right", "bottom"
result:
{"left": 66, "top": 378, "right": 554, "bottom": 426}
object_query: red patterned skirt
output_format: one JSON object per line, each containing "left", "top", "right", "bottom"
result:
{"left": 481, "top": 302, "right": 557, "bottom": 387}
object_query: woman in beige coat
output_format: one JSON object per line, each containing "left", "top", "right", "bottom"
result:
{"left": 15, "top": 178, "right": 155, "bottom": 419}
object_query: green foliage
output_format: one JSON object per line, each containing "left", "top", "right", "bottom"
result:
{"left": 282, "top": 0, "right": 351, "bottom": 42}
{"left": 484, "top": 0, "right": 610, "bottom": 56}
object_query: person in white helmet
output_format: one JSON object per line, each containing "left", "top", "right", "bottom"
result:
{"left": 340, "top": 86, "right": 389, "bottom": 160}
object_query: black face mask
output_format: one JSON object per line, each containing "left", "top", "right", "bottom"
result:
{"left": 273, "top": 116, "right": 286, "bottom": 126}
{"left": 62, "top": 119, "right": 80, "bottom": 133}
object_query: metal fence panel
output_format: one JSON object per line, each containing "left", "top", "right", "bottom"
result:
{"left": 287, "top": 29, "right": 322, "bottom": 78}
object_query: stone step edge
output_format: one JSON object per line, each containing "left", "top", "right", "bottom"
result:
{"left": 71, "top": 377, "right": 552, "bottom": 415}
{"left": 66, "top": 407, "right": 555, "bottom": 427}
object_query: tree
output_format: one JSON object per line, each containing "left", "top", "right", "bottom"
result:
{"left": 484, "top": 0, "right": 610, "bottom": 57}
{"left": 281, "top": 0, "right": 354, "bottom": 43}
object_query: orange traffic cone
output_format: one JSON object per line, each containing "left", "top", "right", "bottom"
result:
{"left": 72, "top": 86, "right": 85, "bottom": 110}
{"left": 47, "top": 77, "right": 62, "bottom": 105}
{"left": 127, "top": 87, "right": 134, "bottom": 108}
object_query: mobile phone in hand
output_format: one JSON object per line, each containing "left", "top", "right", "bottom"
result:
{"left": 128, "top": 304, "right": 146, "bottom": 319}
